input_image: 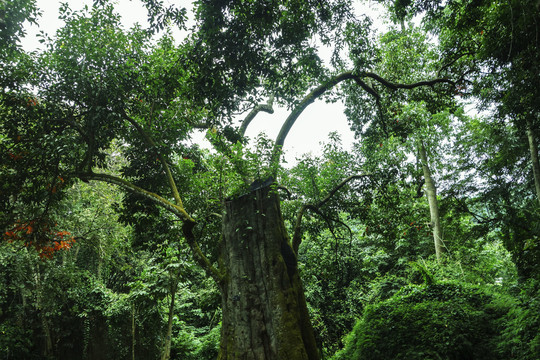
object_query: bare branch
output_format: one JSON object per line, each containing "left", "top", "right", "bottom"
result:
{"left": 359, "top": 71, "right": 456, "bottom": 90}
{"left": 239, "top": 95, "right": 275, "bottom": 137}
{"left": 78, "top": 172, "right": 223, "bottom": 282}
{"left": 292, "top": 174, "right": 371, "bottom": 253}
{"left": 271, "top": 71, "right": 456, "bottom": 166}
{"left": 272, "top": 72, "right": 356, "bottom": 163}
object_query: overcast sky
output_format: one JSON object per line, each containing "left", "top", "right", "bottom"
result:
{"left": 21, "top": 0, "right": 387, "bottom": 164}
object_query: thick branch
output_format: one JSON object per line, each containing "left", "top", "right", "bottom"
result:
{"left": 359, "top": 71, "right": 456, "bottom": 90}
{"left": 121, "top": 111, "right": 185, "bottom": 209}
{"left": 78, "top": 172, "right": 194, "bottom": 222}
{"left": 239, "top": 95, "right": 275, "bottom": 137}
{"left": 272, "top": 72, "right": 356, "bottom": 164}
{"left": 292, "top": 174, "right": 371, "bottom": 253}
{"left": 271, "top": 71, "right": 455, "bottom": 165}
{"left": 78, "top": 172, "right": 222, "bottom": 282}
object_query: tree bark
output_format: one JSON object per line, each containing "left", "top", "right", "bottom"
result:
{"left": 418, "top": 142, "right": 444, "bottom": 262}
{"left": 526, "top": 117, "right": 540, "bottom": 206}
{"left": 161, "top": 272, "right": 179, "bottom": 360}
{"left": 219, "top": 184, "right": 319, "bottom": 360}
{"left": 34, "top": 265, "right": 53, "bottom": 357}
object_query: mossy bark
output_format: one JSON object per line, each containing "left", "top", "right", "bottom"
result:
{"left": 419, "top": 142, "right": 444, "bottom": 262}
{"left": 219, "top": 185, "right": 319, "bottom": 360}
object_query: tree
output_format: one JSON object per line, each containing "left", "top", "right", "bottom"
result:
{"left": 402, "top": 0, "right": 540, "bottom": 278}
{"left": 1, "top": 1, "right": 459, "bottom": 359}
{"left": 341, "top": 22, "right": 459, "bottom": 262}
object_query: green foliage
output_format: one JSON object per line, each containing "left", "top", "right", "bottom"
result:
{"left": 0, "top": 0, "right": 40, "bottom": 88}
{"left": 499, "top": 279, "right": 540, "bottom": 359}
{"left": 333, "top": 281, "right": 513, "bottom": 360}
{"left": 2, "top": 0, "right": 540, "bottom": 358}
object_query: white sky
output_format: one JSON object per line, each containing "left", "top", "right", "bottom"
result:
{"left": 21, "top": 0, "right": 386, "bottom": 164}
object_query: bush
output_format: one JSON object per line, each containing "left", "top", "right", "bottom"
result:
{"left": 333, "top": 281, "right": 512, "bottom": 360}
{"left": 499, "top": 279, "right": 540, "bottom": 359}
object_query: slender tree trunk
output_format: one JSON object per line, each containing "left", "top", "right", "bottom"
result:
{"left": 161, "top": 274, "right": 179, "bottom": 360}
{"left": 418, "top": 142, "right": 444, "bottom": 262}
{"left": 34, "top": 266, "right": 53, "bottom": 356}
{"left": 526, "top": 117, "right": 540, "bottom": 205}
{"left": 219, "top": 184, "right": 319, "bottom": 360}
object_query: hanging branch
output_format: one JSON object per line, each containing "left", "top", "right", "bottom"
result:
{"left": 292, "top": 174, "right": 372, "bottom": 253}
{"left": 182, "top": 221, "right": 222, "bottom": 283}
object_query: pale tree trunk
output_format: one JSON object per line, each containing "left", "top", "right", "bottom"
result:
{"left": 418, "top": 142, "right": 444, "bottom": 262}
{"left": 34, "top": 266, "right": 53, "bottom": 356}
{"left": 161, "top": 272, "right": 179, "bottom": 360}
{"left": 526, "top": 117, "right": 540, "bottom": 206}
{"left": 219, "top": 184, "right": 319, "bottom": 360}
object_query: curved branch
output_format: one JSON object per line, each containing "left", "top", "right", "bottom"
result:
{"left": 272, "top": 72, "right": 356, "bottom": 164}
{"left": 292, "top": 174, "right": 372, "bottom": 253}
{"left": 239, "top": 95, "right": 275, "bottom": 137}
{"left": 121, "top": 111, "right": 185, "bottom": 209}
{"left": 359, "top": 71, "right": 456, "bottom": 90}
{"left": 271, "top": 71, "right": 456, "bottom": 165}
{"left": 276, "top": 185, "right": 293, "bottom": 199}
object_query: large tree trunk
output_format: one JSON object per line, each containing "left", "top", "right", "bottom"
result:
{"left": 526, "top": 117, "right": 540, "bottom": 206}
{"left": 418, "top": 142, "right": 444, "bottom": 262}
{"left": 219, "top": 184, "right": 319, "bottom": 360}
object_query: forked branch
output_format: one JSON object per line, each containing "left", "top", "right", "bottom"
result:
{"left": 121, "top": 111, "right": 185, "bottom": 210}
{"left": 78, "top": 171, "right": 222, "bottom": 282}
{"left": 292, "top": 174, "right": 372, "bottom": 253}
{"left": 78, "top": 172, "right": 194, "bottom": 222}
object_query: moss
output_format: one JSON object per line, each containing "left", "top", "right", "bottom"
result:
{"left": 333, "top": 281, "right": 513, "bottom": 360}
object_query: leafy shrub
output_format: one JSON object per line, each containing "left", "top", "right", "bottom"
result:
{"left": 333, "top": 281, "right": 512, "bottom": 360}
{"left": 498, "top": 279, "right": 540, "bottom": 359}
